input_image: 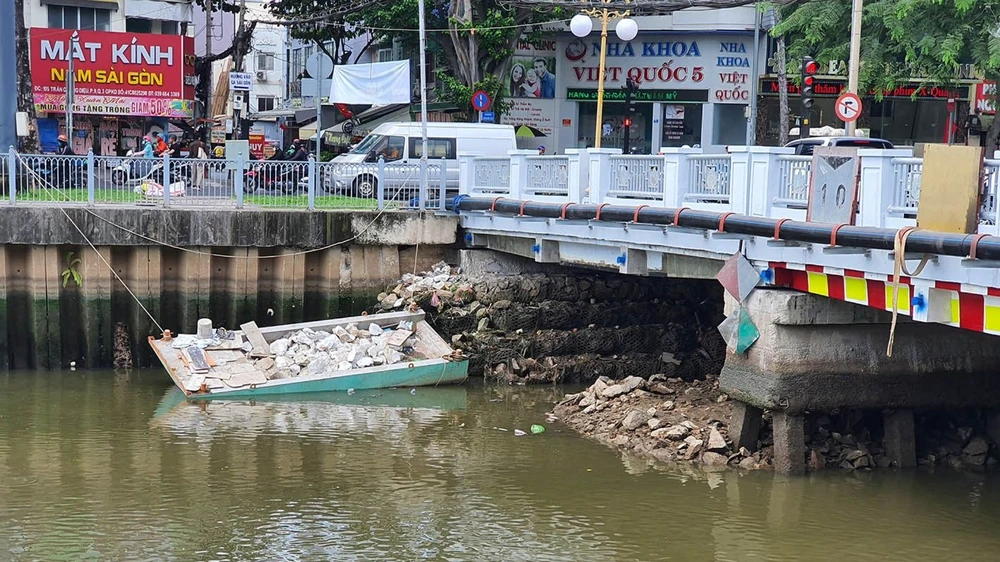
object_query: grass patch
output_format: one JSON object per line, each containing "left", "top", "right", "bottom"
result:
{"left": 244, "top": 194, "right": 383, "bottom": 210}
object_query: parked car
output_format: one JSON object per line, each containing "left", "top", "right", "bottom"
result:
{"left": 784, "top": 136, "right": 894, "bottom": 155}
{"left": 328, "top": 122, "right": 518, "bottom": 200}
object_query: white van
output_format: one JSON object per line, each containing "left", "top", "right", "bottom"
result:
{"left": 328, "top": 122, "right": 516, "bottom": 199}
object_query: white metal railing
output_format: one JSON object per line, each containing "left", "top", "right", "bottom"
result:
{"left": 607, "top": 155, "right": 665, "bottom": 199}
{"left": 472, "top": 157, "right": 511, "bottom": 195}
{"left": 982, "top": 160, "right": 1000, "bottom": 224}
{"left": 686, "top": 154, "right": 731, "bottom": 202}
{"left": 889, "top": 157, "right": 922, "bottom": 216}
{"left": 774, "top": 155, "right": 811, "bottom": 208}
{"left": 523, "top": 156, "right": 570, "bottom": 196}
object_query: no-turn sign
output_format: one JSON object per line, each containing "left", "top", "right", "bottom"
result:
{"left": 835, "top": 92, "right": 863, "bottom": 123}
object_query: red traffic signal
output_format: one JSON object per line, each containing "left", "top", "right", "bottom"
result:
{"left": 803, "top": 60, "right": 819, "bottom": 75}
{"left": 623, "top": 117, "right": 632, "bottom": 127}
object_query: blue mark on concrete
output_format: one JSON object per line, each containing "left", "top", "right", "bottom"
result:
{"left": 911, "top": 294, "right": 927, "bottom": 313}
{"left": 759, "top": 268, "right": 774, "bottom": 284}
{"left": 532, "top": 244, "right": 541, "bottom": 253}
{"left": 616, "top": 254, "right": 627, "bottom": 265}
{"left": 464, "top": 233, "right": 473, "bottom": 243}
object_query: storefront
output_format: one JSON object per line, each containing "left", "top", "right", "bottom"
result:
{"left": 757, "top": 77, "right": 972, "bottom": 146}
{"left": 502, "top": 33, "right": 765, "bottom": 154}
{"left": 29, "top": 27, "right": 197, "bottom": 154}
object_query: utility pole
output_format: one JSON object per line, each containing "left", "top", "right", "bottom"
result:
{"left": 66, "top": 32, "right": 78, "bottom": 143}
{"left": 232, "top": 0, "right": 247, "bottom": 140}
{"left": 417, "top": 0, "right": 429, "bottom": 208}
{"left": 846, "top": 0, "right": 863, "bottom": 136}
{"left": 622, "top": 77, "right": 636, "bottom": 154}
{"left": 205, "top": 2, "right": 213, "bottom": 142}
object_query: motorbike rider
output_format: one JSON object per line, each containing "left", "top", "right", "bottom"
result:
{"left": 56, "top": 134, "right": 74, "bottom": 155}
{"left": 288, "top": 139, "right": 309, "bottom": 161}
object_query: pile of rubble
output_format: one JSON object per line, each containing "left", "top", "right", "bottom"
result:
{"left": 553, "top": 373, "right": 774, "bottom": 469}
{"left": 554, "top": 375, "right": 1000, "bottom": 472}
{"left": 261, "top": 321, "right": 415, "bottom": 380}
{"left": 374, "top": 262, "right": 725, "bottom": 384}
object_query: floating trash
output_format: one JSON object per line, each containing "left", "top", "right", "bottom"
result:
{"left": 514, "top": 429, "right": 527, "bottom": 437}
{"left": 530, "top": 424, "right": 546, "bottom": 434}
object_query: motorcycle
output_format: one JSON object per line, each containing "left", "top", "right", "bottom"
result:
{"left": 112, "top": 154, "right": 190, "bottom": 188}
{"left": 30, "top": 156, "right": 86, "bottom": 190}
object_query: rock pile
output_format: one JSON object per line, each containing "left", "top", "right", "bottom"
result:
{"left": 553, "top": 373, "right": 774, "bottom": 470}
{"left": 260, "top": 321, "right": 415, "bottom": 380}
{"left": 375, "top": 262, "right": 726, "bottom": 385}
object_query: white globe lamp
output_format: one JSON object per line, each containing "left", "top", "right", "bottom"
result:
{"left": 570, "top": 14, "right": 594, "bottom": 38}
{"left": 615, "top": 18, "right": 638, "bottom": 42}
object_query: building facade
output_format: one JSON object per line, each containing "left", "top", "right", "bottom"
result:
{"left": 504, "top": 7, "right": 766, "bottom": 154}
{"left": 25, "top": 0, "right": 197, "bottom": 154}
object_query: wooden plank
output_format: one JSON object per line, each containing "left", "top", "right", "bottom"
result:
{"left": 255, "top": 311, "right": 426, "bottom": 342}
{"left": 224, "top": 371, "right": 269, "bottom": 388}
{"left": 917, "top": 144, "right": 983, "bottom": 234}
{"left": 240, "top": 321, "right": 272, "bottom": 358}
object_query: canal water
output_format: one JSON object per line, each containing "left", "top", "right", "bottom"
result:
{"left": 1, "top": 371, "right": 999, "bottom": 561}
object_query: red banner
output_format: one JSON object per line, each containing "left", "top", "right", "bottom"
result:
{"left": 30, "top": 28, "right": 195, "bottom": 118}
{"left": 249, "top": 133, "right": 265, "bottom": 159}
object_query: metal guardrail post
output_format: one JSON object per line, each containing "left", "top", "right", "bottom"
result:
{"left": 8, "top": 147, "right": 16, "bottom": 204}
{"left": 162, "top": 154, "right": 170, "bottom": 207}
{"left": 439, "top": 158, "right": 447, "bottom": 211}
{"left": 86, "top": 149, "right": 95, "bottom": 206}
{"left": 236, "top": 154, "right": 245, "bottom": 209}
{"left": 377, "top": 157, "right": 386, "bottom": 210}
{"left": 307, "top": 155, "right": 316, "bottom": 211}
{"left": 419, "top": 158, "right": 427, "bottom": 210}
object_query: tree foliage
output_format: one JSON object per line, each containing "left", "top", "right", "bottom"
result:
{"left": 773, "top": 0, "right": 1000, "bottom": 90}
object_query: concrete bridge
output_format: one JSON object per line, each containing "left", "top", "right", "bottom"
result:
{"left": 454, "top": 146, "right": 1000, "bottom": 474}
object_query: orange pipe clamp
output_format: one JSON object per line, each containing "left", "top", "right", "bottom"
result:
{"left": 773, "top": 218, "right": 791, "bottom": 240}
{"left": 490, "top": 197, "right": 504, "bottom": 212}
{"left": 518, "top": 200, "right": 531, "bottom": 216}
{"left": 632, "top": 205, "right": 649, "bottom": 223}
{"left": 970, "top": 233, "right": 991, "bottom": 260}
{"left": 672, "top": 207, "right": 690, "bottom": 227}
{"left": 717, "top": 212, "right": 735, "bottom": 232}
{"left": 829, "top": 223, "right": 848, "bottom": 246}
{"left": 595, "top": 203, "right": 611, "bottom": 221}
{"left": 559, "top": 202, "right": 574, "bottom": 219}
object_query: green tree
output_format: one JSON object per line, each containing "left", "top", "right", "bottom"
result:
{"left": 773, "top": 0, "right": 1000, "bottom": 152}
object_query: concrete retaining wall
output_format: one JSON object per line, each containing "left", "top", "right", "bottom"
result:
{"left": 0, "top": 207, "right": 458, "bottom": 369}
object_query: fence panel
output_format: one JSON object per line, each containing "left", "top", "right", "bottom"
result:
{"left": 775, "top": 155, "right": 811, "bottom": 208}
{"left": 471, "top": 158, "right": 511, "bottom": 195}
{"left": 890, "top": 157, "right": 922, "bottom": 216}
{"left": 685, "top": 155, "right": 731, "bottom": 203}
{"left": 523, "top": 156, "right": 570, "bottom": 197}
{"left": 607, "top": 155, "right": 665, "bottom": 200}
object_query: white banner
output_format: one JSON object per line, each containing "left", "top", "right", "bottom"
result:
{"left": 330, "top": 61, "right": 412, "bottom": 104}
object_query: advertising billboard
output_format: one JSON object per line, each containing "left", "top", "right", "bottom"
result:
{"left": 30, "top": 28, "right": 196, "bottom": 118}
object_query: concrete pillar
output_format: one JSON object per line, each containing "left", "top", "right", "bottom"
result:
{"left": 661, "top": 147, "right": 699, "bottom": 208}
{"left": 729, "top": 401, "right": 763, "bottom": 452}
{"left": 857, "top": 148, "right": 912, "bottom": 228}
{"left": 586, "top": 147, "right": 622, "bottom": 204}
{"left": 772, "top": 411, "right": 806, "bottom": 476}
{"left": 883, "top": 409, "right": 916, "bottom": 468}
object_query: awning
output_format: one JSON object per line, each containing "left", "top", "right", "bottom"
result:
{"left": 322, "top": 104, "right": 411, "bottom": 144}
{"left": 298, "top": 126, "right": 317, "bottom": 141}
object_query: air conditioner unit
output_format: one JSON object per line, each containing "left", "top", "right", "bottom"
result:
{"left": 256, "top": 70, "right": 267, "bottom": 81}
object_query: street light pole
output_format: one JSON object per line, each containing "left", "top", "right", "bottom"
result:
{"left": 66, "top": 31, "right": 78, "bottom": 144}
{"left": 846, "top": 0, "right": 863, "bottom": 136}
{"left": 571, "top": 3, "right": 637, "bottom": 150}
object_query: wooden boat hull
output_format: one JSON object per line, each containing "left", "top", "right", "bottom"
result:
{"left": 148, "top": 310, "right": 469, "bottom": 400}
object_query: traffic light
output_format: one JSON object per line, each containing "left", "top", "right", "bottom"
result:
{"left": 622, "top": 77, "right": 639, "bottom": 153}
{"left": 800, "top": 56, "right": 818, "bottom": 139}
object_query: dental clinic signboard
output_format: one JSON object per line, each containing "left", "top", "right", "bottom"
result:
{"left": 30, "top": 28, "right": 197, "bottom": 118}
{"left": 561, "top": 35, "right": 759, "bottom": 104}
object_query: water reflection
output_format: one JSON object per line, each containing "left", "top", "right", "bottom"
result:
{"left": 1, "top": 371, "right": 1000, "bottom": 561}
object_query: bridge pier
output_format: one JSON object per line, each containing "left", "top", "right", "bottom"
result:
{"left": 721, "top": 288, "right": 1000, "bottom": 474}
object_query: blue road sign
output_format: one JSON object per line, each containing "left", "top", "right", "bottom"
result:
{"left": 481, "top": 111, "right": 495, "bottom": 123}
{"left": 472, "top": 90, "right": 492, "bottom": 111}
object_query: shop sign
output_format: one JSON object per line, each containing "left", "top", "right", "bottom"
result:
{"left": 566, "top": 88, "right": 708, "bottom": 103}
{"left": 759, "top": 78, "right": 968, "bottom": 100}
{"left": 249, "top": 133, "right": 266, "bottom": 158}
{"left": 974, "top": 81, "right": 996, "bottom": 115}
{"left": 30, "top": 28, "right": 195, "bottom": 118}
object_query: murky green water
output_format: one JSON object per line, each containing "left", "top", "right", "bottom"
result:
{"left": 1, "top": 371, "right": 999, "bottom": 561}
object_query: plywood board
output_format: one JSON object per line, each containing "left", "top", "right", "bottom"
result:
{"left": 917, "top": 144, "right": 983, "bottom": 234}
{"left": 240, "top": 321, "right": 272, "bottom": 358}
{"left": 807, "top": 147, "right": 860, "bottom": 225}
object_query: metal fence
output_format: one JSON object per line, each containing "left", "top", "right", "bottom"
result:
{"left": 607, "top": 155, "right": 665, "bottom": 199}
{"left": 890, "top": 157, "right": 922, "bottom": 216}
{"left": 0, "top": 151, "right": 451, "bottom": 211}
{"left": 982, "top": 160, "right": 1000, "bottom": 225}
{"left": 523, "top": 156, "right": 570, "bottom": 197}
{"left": 686, "top": 154, "right": 732, "bottom": 203}
{"left": 775, "top": 155, "right": 811, "bottom": 208}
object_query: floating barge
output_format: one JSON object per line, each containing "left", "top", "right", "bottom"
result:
{"left": 148, "top": 310, "right": 468, "bottom": 400}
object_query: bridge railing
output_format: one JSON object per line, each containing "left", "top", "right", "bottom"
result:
{"left": 683, "top": 153, "right": 732, "bottom": 212}
{"left": 606, "top": 155, "right": 665, "bottom": 203}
